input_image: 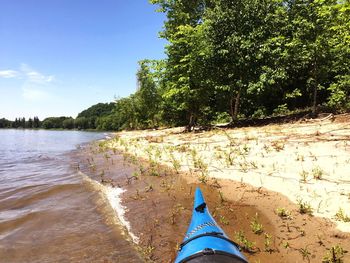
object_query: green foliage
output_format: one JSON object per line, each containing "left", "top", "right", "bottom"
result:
{"left": 0, "top": 118, "right": 13, "bottom": 128}
{"left": 250, "top": 213, "right": 264, "bottom": 234}
{"left": 42, "top": 116, "right": 73, "bottom": 129}
{"left": 322, "top": 245, "right": 347, "bottom": 263}
{"left": 77, "top": 102, "right": 115, "bottom": 119}
{"left": 276, "top": 207, "right": 291, "bottom": 219}
{"left": 235, "top": 230, "right": 256, "bottom": 253}
{"left": 297, "top": 199, "right": 313, "bottom": 215}
{"left": 335, "top": 208, "right": 350, "bottom": 222}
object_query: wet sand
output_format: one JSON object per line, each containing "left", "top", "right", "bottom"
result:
{"left": 77, "top": 140, "right": 350, "bottom": 262}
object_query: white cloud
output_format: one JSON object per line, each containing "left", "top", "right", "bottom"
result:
{"left": 0, "top": 70, "right": 19, "bottom": 78}
{"left": 0, "top": 64, "right": 56, "bottom": 102}
{"left": 20, "top": 64, "right": 55, "bottom": 83}
{"left": 19, "top": 64, "right": 55, "bottom": 101}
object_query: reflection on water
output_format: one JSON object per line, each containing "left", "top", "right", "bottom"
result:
{"left": 0, "top": 129, "right": 142, "bottom": 262}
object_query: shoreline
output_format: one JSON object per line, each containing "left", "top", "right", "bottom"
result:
{"left": 77, "top": 115, "right": 350, "bottom": 262}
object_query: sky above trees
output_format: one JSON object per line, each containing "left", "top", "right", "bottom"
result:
{"left": 0, "top": 0, "right": 166, "bottom": 120}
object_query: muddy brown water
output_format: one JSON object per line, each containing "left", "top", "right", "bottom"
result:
{"left": 0, "top": 130, "right": 142, "bottom": 262}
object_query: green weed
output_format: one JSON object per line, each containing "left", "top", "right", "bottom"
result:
{"left": 335, "top": 208, "right": 350, "bottom": 222}
{"left": 322, "top": 245, "right": 347, "bottom": 263}
{"left": 219, "top": 215, "right": 229, "bottom": 225}
{"left": 250, "top": 213, "right": 263, "bottom": 235}
{"left": 312, "top": 166, "right": 325, "bottom": 180}
{"left": 235, "top": 231, "right": 256, "bottom": 253}
{"left": 276, "top": 207, "right": 291, "bottom": 219}
{"left": 297, "top": 199, "right": 313, "bottom": 215}
{"left": 299, "top": 246, "right": 311, "bottom": 262}
{"left": 299, "top": 170, "right": 309, "bottom": 183}
{"left": 264, "top": 233, "right": 273, "bottom": 252}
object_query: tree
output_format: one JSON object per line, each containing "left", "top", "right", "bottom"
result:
{"left": 285, "top": 0, "right": 339, "bottom": 116}
{"left": 33, "top": 117, "right": 40, "bottom": 128}
{"left": 0, "top": 118, "right": 12, "bottom": 128}
{"left": 27, "top": 118, "right": 33, "bottom": 128}
{"left": 62, "top": 118, "right": 75, "bottom": 129}
{"left": 327, "top": 0, "right": 350, "bottom": 111}
{"left": 151, "top": 0, "right": 211, "bottom": 130}
{"left": 74, "top": 117, "right": 89, "bottom": 130}
{"left": 135, "top": 60, "right": 162, "bottom": 127}
{"left": 204, "top": 0, "right": 289, "bottom": 121}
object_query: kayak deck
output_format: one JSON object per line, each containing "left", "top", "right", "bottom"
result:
{"left": 174, "top": 188, "right": 248, "bottom": 263}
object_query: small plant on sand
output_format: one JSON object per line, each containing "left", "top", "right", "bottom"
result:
{"left": 297, "top": 199, "right": 313, "bottom": 215}
{"left": 139, "top": 164, "right": 146, "bottom": 174}
{"left": 224, "top": 150, "right": 235, "bottom": 167}
{"left": 143, "top": 244, "right": 155, "bottom": 259}
{"left": 131, "top": 171, "right": 139, "bottom": 180}
{"left": 263, "top": 143, "right": 272, "bottom": 153}
{"left": 276, "top": 207, "right": 291, "bottom": 219}
{"left": 312, "top": 166, "right": 325, "bottom": 180}
{"left": 264, "top": 233, "right": 273, "bottom": 253}
{"left": 299, "top": 246, "right": 311, "bottom": 262}
{"left": 296, "top": 154, "right": 305, "bottom": 162}
{"left": 198, "top": 173, "right": 208, "bottom": 184}
{"left": 250, "top": 161, "right": 258, "bottom": 169}
{"left": 322, "top": 245, "right": 347, "bottom": 263}
{"left": 193, "top": 155, "right": 207, "bottom": 170}
{"left": 128, "top": 155, "right": 138, "bottom": 165}
{"left": 299, "top": 170, "right": 309, "bottom": 183}
{"left": 169, "top": 153, "right": 181, "bottom": 173}
{"left": 242, "top": 144, "right": 250, "bottom": 155}
{"left": 335, "top": 208, "right": 350, "bottom": 222}
{"left": 154, "top": 147, "right": 162, "bottom": 160}
{"left": 282, "top": 241, "right": 290, "bottom": 249}
{"left": 219, "top": 215, "right": 229, "bottom": 225}
{"left": 145, "top": 184, "right": 153, "bottom": 192}
{"left": 250, "top": 213, "right": 263, "bottom": 234}
{"left": 235, "top": 231, "right": 256, "bottom": 253}
{"left": 219, "top": 191, "right": 225, "bottom": 203}
{"left": 238, "top": 161, "right": 249, "bottom": 173}
{"left": 149, "top": 167, "right": 160, "bottom": 177}
{"left": 177, "top": 144, "right": 189, "bottom": 153}
{"left": 271, "top": 141, "right": 285, "bottom": 152}
{"left": 224, "top": 131, "right": 236, "bottom": 146}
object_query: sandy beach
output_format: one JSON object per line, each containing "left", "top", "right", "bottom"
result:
{"left": 79, "top": 113, "right": 350, "bottom": 262}
{"left": 108, "top": 114, "right": 350, "bottom": 232}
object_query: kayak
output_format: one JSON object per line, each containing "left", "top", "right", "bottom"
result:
{"left": 175, "top": 188, "right": 248, "bottom": 263}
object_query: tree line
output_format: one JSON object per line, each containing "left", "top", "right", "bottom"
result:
{"left": 106, "top": 0, "right": 350, "bottom": 131}
{"left": 0, "top": 103, "right": 116, "bottom": 130}
{"left": 0, "top": 117, "right": 40, "bottom": 129}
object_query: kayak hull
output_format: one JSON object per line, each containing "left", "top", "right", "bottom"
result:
{"left": 175, "top": 188, "right": 247, "bottom": 263}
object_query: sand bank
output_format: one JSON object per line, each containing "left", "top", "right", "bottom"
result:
{"left": 107, "top": 114, "right": 350, "bottom": 232}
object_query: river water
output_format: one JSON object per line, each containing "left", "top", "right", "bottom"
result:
{"left": 0, "top": 129, "right": 142, "bottom": 262}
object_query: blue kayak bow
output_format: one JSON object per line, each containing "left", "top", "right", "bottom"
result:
{"left": 175, "top": 188, "right": 248, "bottom": 263}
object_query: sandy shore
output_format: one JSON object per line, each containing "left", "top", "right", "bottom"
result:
{"left": 77, "top": 113, "right": 350, "bottom": 262}
{"left": 107, "top": 114, "right": 350, "bottom": 233}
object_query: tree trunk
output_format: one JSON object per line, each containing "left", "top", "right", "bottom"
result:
{"left": 311, "top": 57, "right": 318, "bottom": 118}
{"left": 312, "top": 84, "right": 317, "bottom": 117}
{"left": 186, "top": 112, "right": 195, "bottom": 132}
{"left": 230, "top": 89, "right": 241, "bottom": 122}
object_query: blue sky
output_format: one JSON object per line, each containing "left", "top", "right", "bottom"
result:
{"left": 0, "top": 0, "right": 166, "bottom": 120}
